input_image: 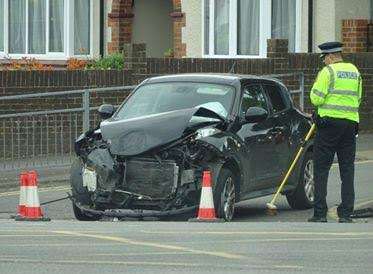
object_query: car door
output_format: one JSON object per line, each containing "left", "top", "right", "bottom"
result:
{"left": 262, "top": 83, "right": 292, "bottom": 188}
{"left": 236, "top": 84, "right": 279, "bottom": 193}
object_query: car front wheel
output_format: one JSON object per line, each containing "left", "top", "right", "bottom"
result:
{"left": 286, "top": 152, "right": 314, "bottom": 209}
{"left": 214, "top": 168, "right": 236, "bottom": 221}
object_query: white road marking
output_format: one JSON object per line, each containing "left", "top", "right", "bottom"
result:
{"left": 52, "top": 230, "right": 247, "bottom": 260}
{"left": 167, "top": 237, "right": 373, "bottom": 244}
{"left": 140, "top": 230, "right": 373, "bottom": 236}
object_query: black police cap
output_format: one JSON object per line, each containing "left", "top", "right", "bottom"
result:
{"left": 318, "top": 41, "right": 343, "bottom": 54}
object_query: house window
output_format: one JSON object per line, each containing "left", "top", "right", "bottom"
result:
{"left": 74, "top": 0, "right": 90, "bottom": 55}
{"left": 9, "top": 0, "right": 26, "bottom": 54}
{"left": 203, "top": 0, "right": 301, "bottom": 57}
{"left": 204, "top": 0, "right": 209, "bottom": 55}
{"left": 29, "top": 0, "right": 46, "bottom": 54}
{"left": 0, "top": 0, "right": 4, "bottom": 52}
{"left": 238, "top": 0, "right": 260, "bottom": 55}
{"left": 272, "top": 0, "right": 297, "bottom": 52}
{"left": 214, "top": 0, "right": 229, "bottom": 55}
{"left": 0, "top": 0, "right": 94, "bottom": 59}
{"left": 49, "top": 0, "right": 64, "bottom": 53}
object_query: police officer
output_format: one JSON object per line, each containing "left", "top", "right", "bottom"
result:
{"left": 308, "top": 42, "right": 363, "bottom": 223}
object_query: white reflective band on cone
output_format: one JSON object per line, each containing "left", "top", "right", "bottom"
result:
{"left": 199, "top": 186, "right": 215, "bottom": 209}
{"left": 25, "top": 186, "right": 41, "bottom": 207}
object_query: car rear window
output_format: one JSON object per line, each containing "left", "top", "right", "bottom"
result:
{"left": 263, "top": 84, "right": 287, "bottom": 113}
{"left": 241, "top": 85, "right": 269, "bottom": 116}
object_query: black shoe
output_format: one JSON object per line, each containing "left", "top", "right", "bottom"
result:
{"left": 308, "top": 216, "right": 327, "bottom": 223}
{"left": 338, "top": 217, "right": 353, "bottom": 223}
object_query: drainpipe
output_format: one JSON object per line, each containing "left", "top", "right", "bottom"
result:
{"left": 99, "top": 0, "right": 104, "bottom": 57}
{"left": 308, "top": 0, "right": 313, "bottom": 53}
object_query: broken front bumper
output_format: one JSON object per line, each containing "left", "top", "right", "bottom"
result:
{"left": 74, "top": 202, "right": 197, "bottom": 219}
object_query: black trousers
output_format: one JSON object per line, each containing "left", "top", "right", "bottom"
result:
{"left": 313, "top": 117, "right": 357, "bottom": 218}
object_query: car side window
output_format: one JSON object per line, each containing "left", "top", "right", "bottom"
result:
{"left": 263, "top": 84, "right": 287, "bottom": 113}
{"left": 241, "top": 85, "right": 268, "bottom": 116}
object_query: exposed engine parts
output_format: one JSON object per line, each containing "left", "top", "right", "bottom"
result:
{"left": 74, "top": 126, "right": 223, "bottom": 213}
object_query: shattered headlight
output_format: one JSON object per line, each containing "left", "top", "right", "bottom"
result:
{"left": 196, "top": 127, "right": 220, "bottom": 139}
{"left": 82, "top": 167, "right": 97, "bottom": 192}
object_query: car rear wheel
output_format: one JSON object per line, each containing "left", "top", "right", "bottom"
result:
{"left": 214, "top": 168, "right": 236, "bottom": 221}
{"left": 286, "top": 152, "right": 314, "bottom": 210}
{"left": 70, "top": 158, "right": 99, "bottom": 221}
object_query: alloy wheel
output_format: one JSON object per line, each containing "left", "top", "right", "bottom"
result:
{"left": 303, "top": 159, "right": 315, "bottom": 202}
{"left": 222, "top": 176, "right": 236, "bottom": 221}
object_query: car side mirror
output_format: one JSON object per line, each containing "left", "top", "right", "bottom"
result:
{"left": 245, "top": 107, "right": 268, "bottom": 123}
{"left": 98, "top": 104, "right": 115, "bottom": 120}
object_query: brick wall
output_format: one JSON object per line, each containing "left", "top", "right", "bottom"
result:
{"left": 0, "top": 70, "right": 135, "bottom": 114}
{"left": 342, "top": 19, "right": 370, "bottom": 53}
{"left": 171, "top": 0, "right": 186, "bottom": 58}
{"left": 108, "top": 0, "right": 134, "bottom": 54}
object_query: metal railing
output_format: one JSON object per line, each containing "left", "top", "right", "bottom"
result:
{"left": 0, "top": 86, "right": 135, "bottom": 171}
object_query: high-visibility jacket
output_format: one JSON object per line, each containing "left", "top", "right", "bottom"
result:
{"left": 310, "top": 62, "right": 362, "bottom": 123}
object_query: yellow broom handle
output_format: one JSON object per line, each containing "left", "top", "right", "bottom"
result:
{"left": 269, "top": 123, "right": 316, "bottom": 204}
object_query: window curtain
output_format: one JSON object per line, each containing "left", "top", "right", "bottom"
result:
{"left": 74, "top": 0, "right": 90, "bottom": 55}
{"left": 49, "top": 0, "right": 64, "bottom": 52}
{"left": 272, "top": 0, "right": 296, "bottom": 52}
{"left": 214, "top": 0, "right": 229, "bottom": 55}
{"left": 204, "top": 0, "right": 209, "bottom": 55}
{"left": 29, "top": 0, "right": 46, "bottom": 54}
{"left": 0, "top": 0, "right": 4, "bottom": 51}
{"left": 9, "top": 0, "right": 26, "bottom": 53}
{"left": 238, "top": 0, "right": 259, "bottom": 55}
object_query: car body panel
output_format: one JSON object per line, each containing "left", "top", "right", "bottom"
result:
{"left": 101, "top": 107, "right": 222, "bottom": 156}
{"left": 72, "top": 73, "right": 313, "bottom": 218}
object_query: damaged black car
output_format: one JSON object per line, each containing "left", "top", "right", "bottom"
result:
{"left": 71, "top": 74, "right": 314, "bottom": 221}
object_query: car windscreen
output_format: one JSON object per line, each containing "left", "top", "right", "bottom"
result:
{"left": 114, "top": 82, "right": 235, "bottom": 120}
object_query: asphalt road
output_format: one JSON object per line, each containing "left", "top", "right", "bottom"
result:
{"left": 0, "top": 220, "right": 372, "bottom": 273}
{"left": 0, "top": 138, "right": 372, "bottom": 273}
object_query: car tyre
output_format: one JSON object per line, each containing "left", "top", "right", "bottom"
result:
{"left": 286, "top": 152, "right": 314, "bottom": 210}
{"left": 214, "top": 168, "right": 237, "bottom": 221}
{"left": 70, "top": 158, "right": 99, "bottom": 221}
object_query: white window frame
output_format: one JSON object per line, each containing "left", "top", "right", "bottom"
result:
{"left": 0, "top": 0, "right": 8, "bottom": 55}
{"left": 294, "top": 0, "right": 302, "bottom": 52}
{"left": 0, "top": 0, "right": 97, "bottom": 60}
{"left": 202, "top": 0, "right": 302, "bottom": 58}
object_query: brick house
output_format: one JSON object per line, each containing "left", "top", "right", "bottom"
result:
{"left": 0, "top": 0, "right": 373, "bottom": 61}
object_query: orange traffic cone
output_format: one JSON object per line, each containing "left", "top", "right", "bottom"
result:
{"left": 16, "top": 172, "right": 28, "bottom": 218}
{"left": 15, "top": 171, "right": 50, "bottom": 222}
{"left": 189, "top": 171, "right": 224, "bottom": 222}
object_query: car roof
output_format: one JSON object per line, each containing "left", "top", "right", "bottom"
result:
{"left": 145, "top": 73, "right": 281, "bottom": 86}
